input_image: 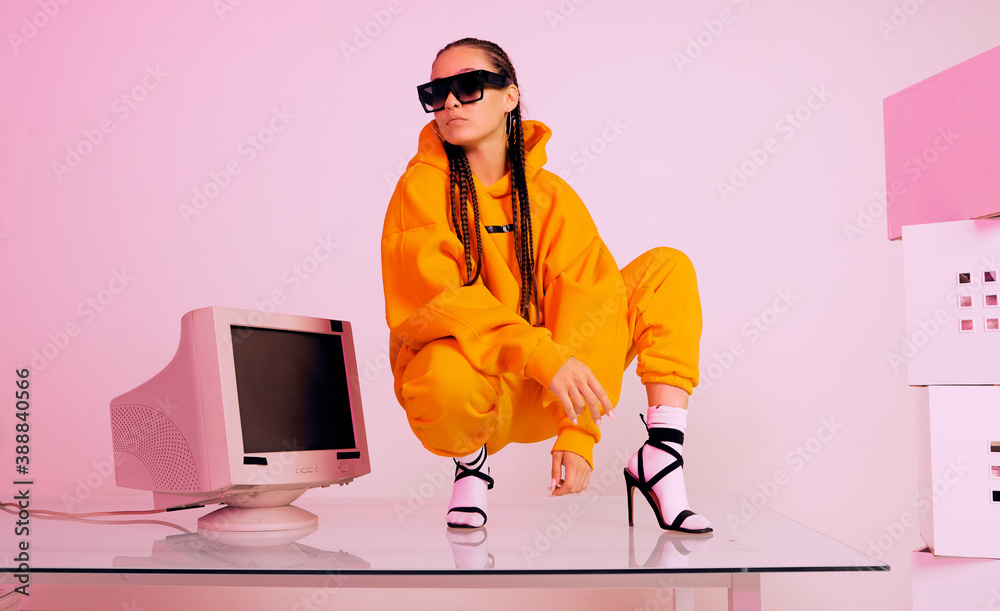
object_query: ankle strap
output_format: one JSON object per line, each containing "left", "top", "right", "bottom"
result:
{"left": 648, "top": 427, "right": 684, "bottom": 445}
{"left": 454, "top": 448, "right": 494, "bottom": 490}
{"left": 640, "top": 414, "right": 685, "bottom": 445}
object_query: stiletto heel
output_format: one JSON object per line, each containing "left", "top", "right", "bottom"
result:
{"left": 624, "top": 468, "right": 638, "bottom": 527}
{"left": 625, "top": 416, "right": 712, "bottom": 534}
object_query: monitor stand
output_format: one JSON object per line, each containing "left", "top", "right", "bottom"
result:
{"left": 196, "top": 489, "right": 318, "bottom": 547}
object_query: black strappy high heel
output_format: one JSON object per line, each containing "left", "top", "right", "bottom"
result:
{"left": 625, "top": 415, "right": 712, "bottom": 534}
{"left": 446, "top": 447, "right": 494, "bottom": 529}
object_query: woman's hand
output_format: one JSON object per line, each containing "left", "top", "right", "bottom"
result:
{"left": 550, "top": 450, "right": 591, "bottom": 496}
{"left": 548, "top": 356, "right": 614, "bottom": 425}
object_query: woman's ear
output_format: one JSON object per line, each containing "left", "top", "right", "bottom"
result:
{"left": 504, "top": 85, "right": 519, "bottom": 114}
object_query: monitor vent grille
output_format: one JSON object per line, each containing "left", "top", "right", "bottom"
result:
{"left": 111, "top": 405, "right": 200, "bottom": 491}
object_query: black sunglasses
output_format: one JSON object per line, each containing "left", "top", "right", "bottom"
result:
{"left": 416, "top": 70, "right": 513, "bottom": 113}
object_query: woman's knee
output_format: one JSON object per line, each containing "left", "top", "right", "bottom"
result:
{"left": 400, "top": 339, "right": 498, "bottom": 421}
{"left": 625, "top": 247, "right": 698, "bottom": 295}
{"left": 648, "top": 247, "right": 696, "bottom": 279}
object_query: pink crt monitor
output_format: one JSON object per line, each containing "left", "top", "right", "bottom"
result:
{"left": 109, "top": 306, "right": 371, "bottom": 540}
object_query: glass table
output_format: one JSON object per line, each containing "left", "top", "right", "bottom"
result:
{"left": 2, "top": 495, "right": 888, "bottom": 611}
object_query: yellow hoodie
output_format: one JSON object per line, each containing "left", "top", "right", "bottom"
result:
{"left": 381, "top": 119, "right": 630, "bottom": 466}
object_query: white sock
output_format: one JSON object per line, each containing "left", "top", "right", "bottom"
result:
{"left": 446, "top": 446, "right": 491, "bottom": 528}
{"left": 628, "top": 406, "right": 711, "bottom": 532}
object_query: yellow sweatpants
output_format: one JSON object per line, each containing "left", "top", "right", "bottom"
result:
{"left": 398, "top": 247, "right": 702, "bottom": 459}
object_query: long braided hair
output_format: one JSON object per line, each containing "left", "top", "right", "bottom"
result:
{"left": 435, "top": 38, "right": 540, "bottom": 325}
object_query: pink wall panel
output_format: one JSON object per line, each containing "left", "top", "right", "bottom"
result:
{"left": 884, "top": 45, "right": 1000, "bottom": 240}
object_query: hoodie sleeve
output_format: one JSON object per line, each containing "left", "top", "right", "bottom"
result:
{"left": 532, "top": 175, "right": 631, "bottom": 468}
{"left": 381, "top": 169, "right": 572, "bottom": 386}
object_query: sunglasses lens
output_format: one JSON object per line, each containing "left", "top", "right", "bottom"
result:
{"left": 452, "top": 74, "right": 484, "bottom": 103}
{"left": 418, "top": 84, "right": 443, "bottom": 112}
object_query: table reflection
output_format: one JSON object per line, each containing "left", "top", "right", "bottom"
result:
{"left": 629, "top": 528, "right": 713, "bottom": 568}
{"left": 113, "top": 532, "right": 369, "bottom": 571}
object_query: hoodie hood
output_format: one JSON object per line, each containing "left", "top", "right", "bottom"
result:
{"left": 406, "top": 119, "right": 552, "bottom": 195}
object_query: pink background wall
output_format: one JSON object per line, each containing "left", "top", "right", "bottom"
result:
{"left": 3, "top": 0, "right": 1000, "bottom": 609}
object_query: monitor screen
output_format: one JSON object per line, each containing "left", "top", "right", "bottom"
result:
{"left": 231, "top": 325, "right": 356, "bottom": 454}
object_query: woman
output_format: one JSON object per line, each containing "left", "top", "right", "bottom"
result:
{"left": 381, "top": 38, "right": 711, "bottom": 534}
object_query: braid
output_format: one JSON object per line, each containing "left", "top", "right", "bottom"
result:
{"left": 436, "top": 38, "right": 537, "bottom": 324}
{"left": 509, "top": 106, "right": 540, "bottom": 323}
{"left": 445, "top": 141, "right": 482, "bottom": 285}
{"left": 459, "top": 152, "right": 484, "bottom": 285}
{"left": 446, "top": 147, "right": 470, "bottom": 279}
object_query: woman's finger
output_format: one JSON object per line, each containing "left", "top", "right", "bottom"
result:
{"left": 578, "top": 382, "right": 603, "bottom": 424}
{"left": 550, "top": 452, "right": 563, "bottom": 493}
{"left": 567, "top": 386, "right": 586, "bottom": 418}
{"left": 588, "top": 376, "right": 614, "bottom": 418}
{"left": 556, "top": 389, "right": 577, "bottom": 423}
